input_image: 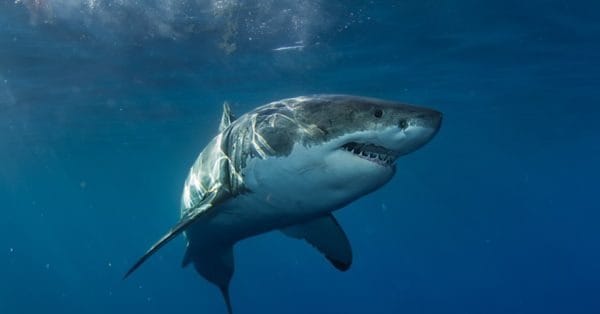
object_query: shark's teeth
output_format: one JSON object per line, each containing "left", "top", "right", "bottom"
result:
{"left": 341, "top": 142, "right": 397, "bottom": 166}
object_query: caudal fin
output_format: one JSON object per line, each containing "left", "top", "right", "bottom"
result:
{"left": 183, "top": 239, "right": 236, "bottom": 314}
{"left": 220, "top": 286, "right": 233, "bottom": 314}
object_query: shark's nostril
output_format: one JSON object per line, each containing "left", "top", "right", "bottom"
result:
{"left": 399, "top": 119, "right": 408, "bottom": 129}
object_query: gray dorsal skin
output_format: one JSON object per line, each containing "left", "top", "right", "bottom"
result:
{"left": 125, "top": 95, "right": 442, "bottom": 314}
{"left": 281, "top": 214, "right": 352, "bottom": 271}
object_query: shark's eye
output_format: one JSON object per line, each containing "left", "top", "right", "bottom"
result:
{"left": 373, "top": 109, "right": 383, "bottom": 118}
{"left": 399, "top": 119, "right": 408, "bottom": 129}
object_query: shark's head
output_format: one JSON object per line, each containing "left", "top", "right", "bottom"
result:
{"left": 244, "top": 95, "right": 442, "bottom": 211}
{"left": 295, "top": 95, "right": 441, "bottom": 186}
{"left": 296, "top": 95, "right": 441, "bottom": 159}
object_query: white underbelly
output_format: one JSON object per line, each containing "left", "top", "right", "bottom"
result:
{"left": 186, "top": 143, "right": 385, "bottom": 243}
{"left": 189, "top": 191, "right": 323, "bottom": 244}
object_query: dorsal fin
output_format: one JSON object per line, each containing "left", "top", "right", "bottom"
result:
{"left": 219, "top": 102, "right": 235, "bottom": 132}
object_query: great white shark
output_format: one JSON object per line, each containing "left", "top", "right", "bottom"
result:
{"left": 124, "top": 95, "right": 442, "bottom": 313}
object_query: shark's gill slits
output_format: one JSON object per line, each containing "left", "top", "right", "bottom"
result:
{"left": 341, "top": 142, "right": 396, "bottom": 166}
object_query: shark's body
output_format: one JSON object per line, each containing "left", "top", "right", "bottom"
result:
{"left": 125, "top": 95, "right": 442, "bottom": 313}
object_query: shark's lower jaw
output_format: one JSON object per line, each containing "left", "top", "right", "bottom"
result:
{"left": 341, "top": 142, "right": 397, "bottom": 167}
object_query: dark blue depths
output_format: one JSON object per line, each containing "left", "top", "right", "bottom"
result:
{"left": 0, "top": 1, "right": 599, "bottom": 313}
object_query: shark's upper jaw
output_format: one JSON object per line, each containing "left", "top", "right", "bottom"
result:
{"left": 341, "top": 142, "right": 398, "bottom": 167}
{"left": 336, "top": 116, "right": 441, "bottom": 169}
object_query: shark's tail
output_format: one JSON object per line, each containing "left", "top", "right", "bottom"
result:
{"left": 220, "top": 286, "right": 233, "bottom": 314}
{"left": 182, "top": 237, "right": 235, "bottom": 314}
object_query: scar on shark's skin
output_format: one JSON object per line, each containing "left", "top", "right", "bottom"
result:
{"left": 124, "top": 95, "right": 442, "bottom": 314}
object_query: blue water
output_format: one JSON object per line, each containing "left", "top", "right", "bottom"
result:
{"left": 1, "top": 1, "right": 599, "bottom": 313}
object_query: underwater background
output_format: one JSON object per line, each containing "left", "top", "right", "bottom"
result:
{"left": 1, "top": 1, "right": 599, "bottom": 313}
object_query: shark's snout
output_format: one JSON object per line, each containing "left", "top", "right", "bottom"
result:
{"left": 430, "top": 109, "right": 443, "bottom": 132}
{"left": 424, "top": 109, "right": 442, "bottom": 140}
{"left": 407, "top": 108, "right": 442, "bottom": 131}
{"left": 394, "top": 108, "right": 442, "bottom": 156}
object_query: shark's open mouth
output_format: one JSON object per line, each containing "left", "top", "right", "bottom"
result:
{"left": 341, "top": 142, "right": 397, "bottom": 166}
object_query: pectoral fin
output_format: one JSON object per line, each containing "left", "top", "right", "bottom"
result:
{"left": 282, "top": 214, "right": 353, "bottom": 271}
{"left": 123, "top": 203, "right": 213, "bottom": 279}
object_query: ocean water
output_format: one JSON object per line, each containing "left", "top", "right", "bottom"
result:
{"left": 1, "top": 1, "right": 599, "bottom": 313}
